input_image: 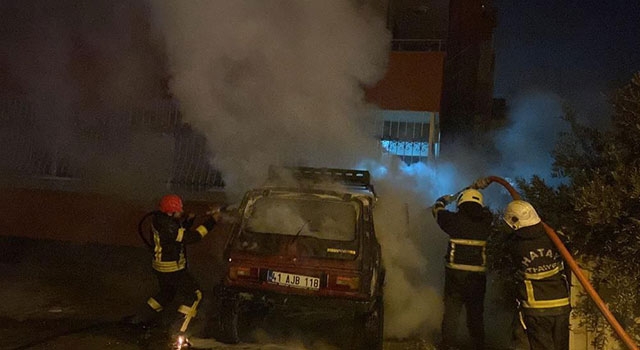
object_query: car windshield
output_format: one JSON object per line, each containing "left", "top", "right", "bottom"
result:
{"left": 244, "top": 195, "right": 358, "bottom": 242}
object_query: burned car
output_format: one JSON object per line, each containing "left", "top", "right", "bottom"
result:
{"left": 215, "top": 167, "right": 385, "bottom": 349}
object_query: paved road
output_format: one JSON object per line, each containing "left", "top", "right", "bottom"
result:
{"left": 0, "top": 236, "right": 438, "bottom": 350}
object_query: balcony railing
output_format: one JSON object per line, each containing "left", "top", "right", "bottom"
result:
{"left": 391, "top": 39, "right": 446, "bottom": 52}
{"left": 0, "top": 98, "right": 223, "bottom": 192}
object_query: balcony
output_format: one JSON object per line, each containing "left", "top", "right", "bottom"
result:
{"left": 391, "top": 39, "right": 446, "bottom": 52}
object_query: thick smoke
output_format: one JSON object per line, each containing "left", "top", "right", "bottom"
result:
{"left": 375, "top": 92, "right": 570, "bottom": 342}
{"left": 150, "top": 0, "right": 458, "bottom": 341}
{"left": 492, "top": 90, "right": 568, "bottom": 187}
{"left": 0, "top": 0, "right": 576, "bottom": 346}
{"left": 150, "top": 0, "right": 570, "bottom": 344}
{"left": 150, "top": 1, "right": 389, "bottom": 200}
{"left": 368, "top": 160, "right": 447, "bottom": 339}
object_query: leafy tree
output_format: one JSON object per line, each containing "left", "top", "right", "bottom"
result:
{"left": 516, "top": 72, "right": 640, "bottom": 348}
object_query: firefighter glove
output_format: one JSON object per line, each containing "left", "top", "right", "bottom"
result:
{"left": 437, "top": 194, "right": 455, "bottom": 205}
{"left": 207, "top": 205, "right": 223, "bottom": 222}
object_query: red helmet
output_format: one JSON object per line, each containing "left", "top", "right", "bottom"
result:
{"left": 159, "top": 194, "right": 183, "bottom": 214}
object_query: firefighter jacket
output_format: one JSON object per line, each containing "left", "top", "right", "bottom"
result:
{"left": 151, "top": 212, "right": 217, "bottom": 273}
{"left": 433, "top": 201, "right": 493, "bottom": 273}
{"left": 512, "top": 222, "right": 570, "bottom": 316}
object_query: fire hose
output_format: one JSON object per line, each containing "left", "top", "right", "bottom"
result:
{"left": 481, "top": 175, "right": 638, "bottom": 350}
{"left": 137, "top": 206, "right": 228, "bottom": 250}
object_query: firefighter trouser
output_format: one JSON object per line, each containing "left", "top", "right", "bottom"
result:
{"left": 511, "top": 309, "right": 530, "bottom": 350}
{"left": 522, "top": 313, "right": 569, "bottom": 350}
{"left": 441, "top": 269, "right": 486, "bottom": 350}
{"left": 147, "top": 269, "right": 202, "bottom": 333}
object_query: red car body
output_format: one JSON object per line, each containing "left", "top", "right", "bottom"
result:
{"left": 215, "top": 168, "right": 385, "bottom": 349}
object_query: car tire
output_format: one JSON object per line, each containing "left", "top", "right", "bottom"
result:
{"left": 353, "top": 296, "right": 384, "bottom": 350}
{"left": 217, "top": 297, "right": 240, "bottom": 344}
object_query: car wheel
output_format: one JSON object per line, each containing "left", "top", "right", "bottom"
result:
{"left": 217, "top": 297, "right": 240, "bottom": 344}
{"left": 353, "top": 296, "right": 384, "bottom": 350}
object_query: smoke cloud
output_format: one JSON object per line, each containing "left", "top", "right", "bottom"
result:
{"left": 370, "top": 161, "right": 446, "bottom": 339}
{"left": 150, "top": 0, "right": 389, "bottom": 200}
{"left": 150, "top": 0, "right": 458, "bottom": 341}
{"left": 0, "top": 0, "right": 576, "bottom": 346}
{"left": 150, "top": 0, "right": 573, "bottom": 344}
{"left": 492, "top": 90, "right": 568, "bottom": 187}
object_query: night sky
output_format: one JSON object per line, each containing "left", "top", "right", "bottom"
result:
{"left": 492, "top": 0, "right": 640, "bottom": 126}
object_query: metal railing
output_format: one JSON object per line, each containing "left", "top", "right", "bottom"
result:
{"left": 0, "top": 98, "right": 224, "bottom": 192}
{"left": 170, "top": 125, "right": 225, "bottom": 191}
{"left": 1, "top": 98, "right": 441, "bottom": 190}
{"left": 391, "top": 39, "right": 446, "bottom": 52}
{"left": 376, "top": 112, "right": 440, "bottom": 165}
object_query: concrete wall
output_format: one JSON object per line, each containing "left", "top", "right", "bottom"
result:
{"left": 0, "top": 186, "right": 230, "bottom": 285}
{"left": 365, "top": 51, "right": 446, "bottom": 112}
{"left": 0, "top": 185, "right": 234, "bottom": 291}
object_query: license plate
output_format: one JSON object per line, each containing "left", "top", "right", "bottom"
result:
{"left": 267, "top": 270, "right": 320, "bottom": 290}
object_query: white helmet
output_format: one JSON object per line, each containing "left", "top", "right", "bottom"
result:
{"left": 503, "top": 200, "right": 541, "bottom": 230}
{"left": 457, "top": 189, "right": 484, "bottom": 207}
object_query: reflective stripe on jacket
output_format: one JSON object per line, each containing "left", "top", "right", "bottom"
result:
{"left": 512, "top": 223, "right": 570, "bottom": 314}
{"left": 432, "top": 201, "right": 492, "bottom": 273}
{"left": 446, "top": 238, "right": 487, "bottom": 272}
{"left": 521, "top": 279, "right": 570, "bottom": 309}
{"left": 151, "top": 212, "right": 216, "bottom": 273}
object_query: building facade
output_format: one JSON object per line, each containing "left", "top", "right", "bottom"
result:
{"left": 366, "top": 0, "right": 497, "bottom": 163}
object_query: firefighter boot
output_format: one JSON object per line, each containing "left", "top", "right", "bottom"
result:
{"left": 122, "top": 297, "right": 164, "bottom": 328}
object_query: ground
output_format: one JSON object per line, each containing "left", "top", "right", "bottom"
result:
{"left": 0, "top": 235, "right": 442, "bottom": 350}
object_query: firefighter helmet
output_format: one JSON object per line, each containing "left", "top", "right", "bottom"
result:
{"left": 503, "top": 200, "right": 541, "bottom": 230}
{"left": 159, "top": 194, "right": 183, "bottom": 214}
{"left": 457, "top": 189, "right": 484, "bottom": 207}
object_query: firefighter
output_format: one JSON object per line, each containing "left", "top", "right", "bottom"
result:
{"left": 503, "top": 200, "right": 570, "bottom": 350}
{"left": 432, "top": 188, "right": 493, "bottom": 350}
{"left": 125, "top": 194, "right": 222, "bottom": 339}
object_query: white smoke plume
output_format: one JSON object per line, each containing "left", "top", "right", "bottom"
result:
{"left": 151, "top": 0, "right": 390, "bottom": 200}
{"left": 151, "top": 0, "right": 572, "bottom": 344}
{"left": 150, "top": 0, "right": 458, "bottom": 341}
{"left": 0, "top": 0, "right": 585, "bottom": 347}
{"left": 492, "top": 90, "right": 568, "bottom": 187}
{"left": 370, "top": 161, "right": 447, "bottom": 339}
